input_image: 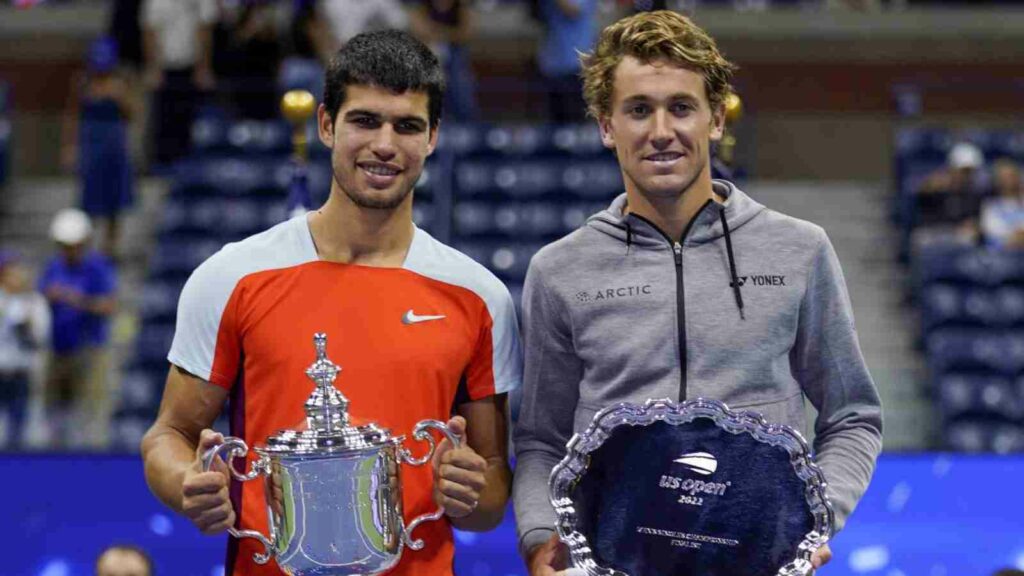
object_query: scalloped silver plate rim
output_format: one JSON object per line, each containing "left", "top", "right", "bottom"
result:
{"left": 548, "top": 397, "right": 835, "bottom": 576}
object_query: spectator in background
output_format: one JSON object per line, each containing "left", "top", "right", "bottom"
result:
{"left": 316, "top": 0, "right": 409, "bottom": 53}
{"left": 214, "top": 0, "right": 282, "bottom": 120}
{"left": 278, "top": 0, "right": 327, "bottom": 99}
{"left": 109, "top": 0, "right": 145, "bottom": 73}
{"left": 0, "top": 252, "right": 50, "bottom": 449}
{"left": 980, "top": 158, "right": 1024, "bottom": 249}
{"left": 62, "top": 37, "right": 138, "bottom": 258}
{"left": 95, "top": 544, "right": 153, "bottom": 576}
{"left": 412, "top": 0, "right": 478, "bottom": 122}
{"left": 142, "top": 0, "right": 217, "bottom": 167}
{"left": 537, "top": 0, "right": 598, "bottom": 123}
{"left": 914, "top": 142, "right": 990, "bottom": 234}
{"left": 38, "top": 209, "right": 117, "bottom": 449}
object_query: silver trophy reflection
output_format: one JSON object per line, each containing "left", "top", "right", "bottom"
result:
{"left": 203, "top": 333, "right": 459, "bottom": 575}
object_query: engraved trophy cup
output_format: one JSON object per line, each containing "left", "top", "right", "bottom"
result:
{"left": 202, "top": 333, "right": 459, "bottom": 575}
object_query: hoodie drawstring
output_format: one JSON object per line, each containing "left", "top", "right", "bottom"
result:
{"left": 625, "top": 221, "right": 633, "bottom": 254}
{"left": 720, "top": 208, "right": 745, "bottom": 320}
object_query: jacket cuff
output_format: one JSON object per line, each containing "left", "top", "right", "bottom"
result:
{"left": 519, "top": 527, "right": 557, "bottom": 558}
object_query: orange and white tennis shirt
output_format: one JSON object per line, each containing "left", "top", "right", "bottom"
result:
{"left": 168, "top": 214, "right": 523, "bottom": 576}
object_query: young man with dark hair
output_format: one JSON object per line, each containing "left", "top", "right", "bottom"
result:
{"left": 142, "top": 30, "right": 522, "bottom": 576}
{"left": 513, "top": 11, "right": 882, "bottom": 575}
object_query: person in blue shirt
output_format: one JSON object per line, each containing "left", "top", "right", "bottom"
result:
{"left": 62, "top": 37, "right": 138, "bottom": 258}
{"left": 38, "top": 208, "right": 117, "bottom": 449}
{"left": 536, "top": 0, "right": 598, "bottom": 123}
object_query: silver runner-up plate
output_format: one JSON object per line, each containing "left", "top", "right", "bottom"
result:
{"left": 549, "top": 398, "right": 835, "bottom": 576}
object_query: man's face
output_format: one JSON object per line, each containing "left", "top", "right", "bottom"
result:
{"left": 59, "top": 242, "right": 85, "bottom": 264}
{"left": 96, "top": 549, "right": 149, "bottom": 576}
{"left": 317, "top": 84, "right": 437, "bottom": 210}
{"left": 995, "top": 163, "right": 1021, "bottom": 198}
{"left": 598, "top": 56, "right": 724, "bottom": 200}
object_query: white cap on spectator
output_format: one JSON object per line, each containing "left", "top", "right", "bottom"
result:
{"left": 948, "top": 142, "right": 983, "bottom": 170}
{"left": 49, "top": 208, "right": 93, "bottom": 245}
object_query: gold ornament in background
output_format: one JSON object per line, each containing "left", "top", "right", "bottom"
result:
{"left": 281, "top": 90, "right": 317, "bottom": 161}
{"left": 724, "top": 92, "right": 743, "bottom": 125}
{"left": 718, "top": 92, "right": 743, "bottom": 168}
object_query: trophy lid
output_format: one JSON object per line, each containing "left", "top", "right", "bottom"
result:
{"left": 261, "top": 333, "right": 394, "bottom": 455}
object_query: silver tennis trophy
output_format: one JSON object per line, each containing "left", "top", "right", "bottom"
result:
{"left": 202, "top": 333, "right": 459, "bottom": 575}
{"left": 550, "top": 398, "right": 834, "bottom": 576}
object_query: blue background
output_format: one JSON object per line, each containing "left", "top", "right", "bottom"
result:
{"left": 3, "top": 454, "right": 1021, "bottom": 576}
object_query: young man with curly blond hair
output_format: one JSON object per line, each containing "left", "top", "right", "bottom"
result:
{"left": 512, "top": 11, "right": 882, "bottom": 574}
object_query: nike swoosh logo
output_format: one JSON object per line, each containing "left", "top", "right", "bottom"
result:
{"left": 402, "top": 310, "right": 446, "bottom": 325}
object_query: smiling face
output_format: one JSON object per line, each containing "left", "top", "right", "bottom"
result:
{"left": 598, "top": 56, "right": 725, "bottom": 201}
{"left": 317, "top": 84, "right": 438, "bottom": 211}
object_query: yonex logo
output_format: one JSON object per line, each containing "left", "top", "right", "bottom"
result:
{"left": 673, "top": 452, "right": 718, "bottom": 476}
{"left": 402, "top": 310, "right": 446, "bottom": 325}
{"left": 731, "top": 275, "right": 786, "bottom": 288}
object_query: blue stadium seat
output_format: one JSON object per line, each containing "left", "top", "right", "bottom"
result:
{"left": 452, "top": 241, "right": 543, "bottom": 282}
{"left": 175, "top": 158, "right": 279, "bottom": 197}
{"left": 220, "top": 197, "right": 267, "bottom": 238}
{"left": 480, "top": 124, "right": 551, "bottom": 157}
{"left": 225, "top": 119, "right": 291, "bottom": 155}
{"left": 454, "top": 202, "right": 495, "bottom": 236}
{"left": 945, "top": 419, "right": 1024, "bottom": 453}
{"left": 138, "top": 279, "right": 182, "bottom": 323}
{"left": 919, "top": 284, "right": 966, "bottom": 333}
{"left": 150, "top": 235, "right": 222, "bottom": 280}
{"left": 926, "top": 328, "right": 1008, "bottom": 375}
{"left": 560, "top": 160, "right": 624, "bottom": 200}
{"left": 915, "top": 245, "right": 1023, "bottom": 289}
{"left": 551, "top": 124, "right": 607, "bottom": 156}
{"left": 191, "top": 115, "right": 230, "bottom": 154}
{"left": 562, "top": 201, "right": 611, "bottom": 231}
{"left": 412, "top": 202, "right": 436, "bottom": 232}
{"left": 118, "top": 368, "right": 165, "bottom": 413}
{"left": 109, "top": 415, "right": 153, "bottom": 451}
{"left": 134, "top": 322, "right": 176, "bottom": 369}
{"left": 937, "top": 373, "right": 1021, "bottom": 421}
{"left": 436, "top": 123, "right": 484, "bottom": 156}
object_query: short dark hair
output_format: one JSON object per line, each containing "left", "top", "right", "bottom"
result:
{"left": 323, "top": 30, "right": 445, "bottom": 130}
{"left": 95, "top": 544, "right": 153, "bottom": 575}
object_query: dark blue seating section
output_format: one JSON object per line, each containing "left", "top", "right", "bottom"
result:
{"left": 898, "top": 126, "right": 1024, "bottom": 451}
{"left": 446, "top": 124, "right": 619, "bottom": 308}
{"left": 894, "top": 126, "right": 1024, "bottom": 259}
{"left": 915, "top": 243, "right": 1024, "bottom": 452}
{"left": 112, "top": 121, "right": 619, "bottom": 448}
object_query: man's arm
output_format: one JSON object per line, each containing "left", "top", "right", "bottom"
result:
{"left": 433, "top": 394, "right": 512, "bottom": 532}
{"left": 513, "top": 259, "right": 583, "bottom": 573}
{"left": 792, "top": 230, "right": 883, "bottom": 533}
{"left": 141, "top": 365, "right": 234, "bottom": 533}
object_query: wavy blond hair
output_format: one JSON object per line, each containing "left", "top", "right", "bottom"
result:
{"left": 580, "top": 11, "right": 737, "bottom": 119}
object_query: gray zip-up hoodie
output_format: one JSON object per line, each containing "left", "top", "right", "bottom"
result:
{"left": 512, "top": 180, "right": 883, "bottom": 556}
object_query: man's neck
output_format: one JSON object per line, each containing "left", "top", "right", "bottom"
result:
{"left": 624, "top": 178, "right": 720, "bottom": 242}
{"left": 307, "top": 187, "right": 415, "bottom": 267}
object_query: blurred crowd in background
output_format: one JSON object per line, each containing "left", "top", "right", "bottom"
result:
{"left": 3, "top": 0, "right": 1024, "bottom": 456}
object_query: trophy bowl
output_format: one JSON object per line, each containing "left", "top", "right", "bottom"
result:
{"left": 203, "top": 333, "right": 458, "bottom": 575}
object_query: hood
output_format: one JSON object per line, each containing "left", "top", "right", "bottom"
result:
{"left": 586, "top": 180, "right": 766, "bottom": 247}
{"left": 584, "top": 180, "right": 764, "bottom": 320}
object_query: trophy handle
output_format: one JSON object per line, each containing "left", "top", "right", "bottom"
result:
{"left": 399, "top": 419, "right": 462, "bottom": 551}
{"left": 202, "top": 437, "right": 275, "bottom": 565}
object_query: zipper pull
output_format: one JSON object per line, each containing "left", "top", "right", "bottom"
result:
{"left": 673, "top": 242, "right": 683, "bottom": 266}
